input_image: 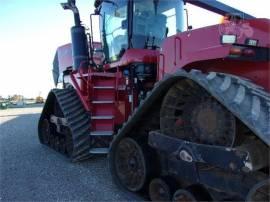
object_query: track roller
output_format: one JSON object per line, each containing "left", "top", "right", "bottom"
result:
{"left": 172, "top": 189, "right": 198, "bottom": 202}
{"left": 114, "top": 137, "right": 148, "bottom": 192}
{"left": 149, "top": 178, "right": 172, "bottom": 201}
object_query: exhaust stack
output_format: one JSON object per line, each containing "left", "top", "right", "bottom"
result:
{"left": 61, "top": 0, "right": 89, "bottom": 70}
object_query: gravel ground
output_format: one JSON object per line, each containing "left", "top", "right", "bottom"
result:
{"left": 0, "top": 107, "right": 142, "bottom": 201}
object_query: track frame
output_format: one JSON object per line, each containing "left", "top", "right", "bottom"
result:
{"left": 149, "top": 131, "right": 268, "bottom": 173}
{"left": 148, "top": 131, "right": 268, "bottom": 200}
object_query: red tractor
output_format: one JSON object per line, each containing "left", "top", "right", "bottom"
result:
{"left": 39, "top": 0, "right": 270, "bottom": 201}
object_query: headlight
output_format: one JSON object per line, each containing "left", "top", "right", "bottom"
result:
{"left": 221, "top": 35, "right": 237, "bottom": 44}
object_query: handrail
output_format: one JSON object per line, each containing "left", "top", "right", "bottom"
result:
{"left": 174, "top": 37, "right": 181, "bottom": 66}
{"left": 159, "top": 53, "right": 165, "bottom": 79}
{"left": 70, "top": 72, "right": 91, "bottom": 112}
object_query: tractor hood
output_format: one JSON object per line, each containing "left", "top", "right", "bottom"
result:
{"left": 159, "top": 18, "right": 270, "bottom": 71}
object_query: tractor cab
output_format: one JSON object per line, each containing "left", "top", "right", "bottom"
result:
{"left": 95, "top": 0, "right": 184, "bottom": 62}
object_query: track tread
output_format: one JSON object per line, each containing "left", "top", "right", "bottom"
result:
{"left": 67, "top": 108, "right": 85, "bottom": 120}
{"left": 202, "top": 71, "right": 270, "bottom": 145}
{"left": 40, "top": 88, "right": 91, "bottom": 162}
{"left": 54, "top": 88, "right": 92, "bottom": 162}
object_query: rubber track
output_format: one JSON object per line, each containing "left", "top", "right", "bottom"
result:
{"left": 40, "top": 88, "right": 91, "bottom": 162}
{"left": 109, "top": 69, "right": 270, "bottom": 189}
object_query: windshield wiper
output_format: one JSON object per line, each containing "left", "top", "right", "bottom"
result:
{"left": 144, "top": 36, "right": 150, "bottom": 49}
{"left": 144, "top": 35, "right": 158, "bottom": 50}
{"left": 153, "top": 0, "right": 159, "bottom": 15}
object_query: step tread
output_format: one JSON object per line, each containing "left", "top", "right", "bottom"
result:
{"left": 90, "top": 131, "right": 114, "bottom": 136}
{"left": 92, "top": 100, "right": 114, "bottom": 104}
{"left": 93, "top": 86, "right": 115, "bottom": 89}
{"left": 118, "top": 85, "right": 126, "bottom": 91}
{"left": 91, "top": 115, "right": 114, "bottom": 120}
{"left": 79, "top": 72, "right": 116, "bottom": 78}
{"left": 89, "top": 148, "right": 109, "bottom": 154}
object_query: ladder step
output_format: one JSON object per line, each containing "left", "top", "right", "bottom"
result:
{"left": 90, "top": 131, "right": 114, "bottom": 136}
{"left": 91, "top": 115, "right": 114, "bottom": 120}
{"left": 80, "top": 72, "right": 116, "bottom": 78}
{"left": 118, "top": 85, "right": 126, "bottom": 91}
{"left": 92, "top": 100, "right": 114, "bottom": 104}
{"left": 93, "top": 86, "right": 115, "bottom": 90}
{"left": 89, "top": 148, "right": 109, "bottom": 154}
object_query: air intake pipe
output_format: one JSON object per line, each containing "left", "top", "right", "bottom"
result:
{"left": 61, "top": 0, "right": 89, "bottom": 70}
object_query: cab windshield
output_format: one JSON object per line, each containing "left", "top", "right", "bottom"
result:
{"left": 100, "top": 0, "right": 184, "bottom": 62}
{"left": 100, "top": 1, "right": 128, "bottom": 62}
{"left": 132, "top": 0, "right": 184, "bottom": 49}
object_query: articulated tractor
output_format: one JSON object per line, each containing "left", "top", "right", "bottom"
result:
{"left": 39, "top": 0, "right": 270, "bottom": 201}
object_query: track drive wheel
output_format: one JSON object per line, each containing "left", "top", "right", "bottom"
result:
{"left": 114, "top": 137, "right": 148, "bottom": 192}
{"left": 149, "top": 178, "right": 171, "bottom": 201}
{"left": 160, "top": 79, "right": 236, "bottom": 147}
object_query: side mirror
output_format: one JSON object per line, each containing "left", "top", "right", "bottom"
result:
{"left": 90, "top": 14, "right": 101, "bottom": 42}
{"left": 89, "top": 13, "right": 102, "bottom": 66}
{"left": 184, "top": 9, "right": 193, "bottom": 31}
